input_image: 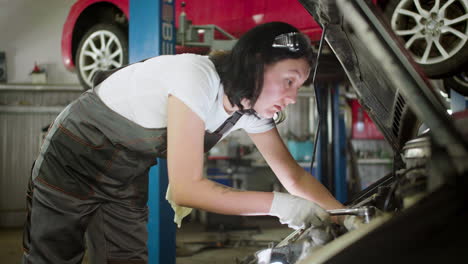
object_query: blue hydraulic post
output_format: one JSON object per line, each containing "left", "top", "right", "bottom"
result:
{"left": 333, "top": 85, "right": 347, "bottom": 203}
{"left": 315, "top": 136, "right": 322, "bottom": 183}
{"left": 314, "top": 82, "right": 323, "bottom": 184}
{"left": 129, "top": 1, "right": 176, "bottom": 264}
{"left": 314, "top": 82, "right": 347, "bottom": 201}
{"left": 451, "top": 89, "right": 468, "bottom": 112}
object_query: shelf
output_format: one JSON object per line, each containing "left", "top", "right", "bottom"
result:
{"left": 250, "top": 161, "right": 316, "bottom": 168}
{"left": 0, "top": 105, "right": 65, "bottom": 114}
{"left": 298, "top": 161, "right": 316, "bottom": 167}
{"left": 0, "top": 83, "right": 83, "bottom": 91}
{"left": 357, "top": 159, "right": 392, "bottom": 165}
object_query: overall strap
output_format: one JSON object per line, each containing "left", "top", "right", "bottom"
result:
{"left": 213, "top": 111, "right": 244, "bottom": 135}
{"left": 203, "top": 111, "right": 244, "bottom": 153}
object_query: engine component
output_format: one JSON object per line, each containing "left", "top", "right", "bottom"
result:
{"left": 326, "top": 206, "right": 378, "bottom": 224}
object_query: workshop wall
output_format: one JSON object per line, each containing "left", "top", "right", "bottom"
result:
{"left": 0, "top": 0, "right": 79, "bottom": 84}
{"left": 0, "top": 88, "right": 82, "bottom": 227}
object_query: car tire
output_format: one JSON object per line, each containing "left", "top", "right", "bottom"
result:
{"left": 384, "top": 0, "right": 468, "bottom": 78}
{"left": 444, "top": 67, "right": 468, "bottom": 96}
{"left": 75, "top": 23, "right": 128, "bottom": 90}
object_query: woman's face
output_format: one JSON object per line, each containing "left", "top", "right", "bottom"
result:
{"left": 249, "top": 58, "right": 310, "bottom": 119}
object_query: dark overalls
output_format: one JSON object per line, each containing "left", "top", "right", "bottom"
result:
{"left": 22, "top": 68, "right": 243, "bottom": 264}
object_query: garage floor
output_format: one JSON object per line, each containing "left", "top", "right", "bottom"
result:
{"left": 0, "top": 216, "right": 290, "bottom": 264}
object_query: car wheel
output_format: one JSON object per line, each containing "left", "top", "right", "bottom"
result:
{"left": 385, "top": 0, "right": 468, "bottom": 78}
{"left": 444, "top": 67, "right": 468, "bottom": 96}
{"left": 75, "top": 24, "right": 128, "bottom": 90}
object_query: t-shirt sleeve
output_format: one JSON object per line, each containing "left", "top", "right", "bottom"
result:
{"left": 243, "top": 115, "right": 276, "bottom": 134}
{"left": 166, "top": 56, "right": 218, "bottom": 123}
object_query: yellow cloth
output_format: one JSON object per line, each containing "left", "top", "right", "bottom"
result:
{"left": 165, "top": 184, "right": 193, "bottom": 228}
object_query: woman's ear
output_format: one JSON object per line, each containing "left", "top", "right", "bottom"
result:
{"left": 240, "top": 98, "right": 252, "bottom": 109}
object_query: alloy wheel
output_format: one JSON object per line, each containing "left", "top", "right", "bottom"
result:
{"left": 390, "top": 0, "right": 468, "bottom": 65}
{"left": 78, "top": 29, "right": 125, "bottom": 88}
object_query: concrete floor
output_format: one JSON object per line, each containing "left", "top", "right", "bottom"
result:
{"left": 0, "top": 216, "right": 290, "bottom": 264}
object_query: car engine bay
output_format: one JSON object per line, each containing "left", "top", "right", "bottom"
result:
{"left": 240, "top": 115, "right": 467, "bottom": 263}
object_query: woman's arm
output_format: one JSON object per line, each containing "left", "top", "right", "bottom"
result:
{"left": 248, "top": 128, "right": 344, "bottom": 211}
{"left": 167, "top": 95, "right": 273, "bottom": 215}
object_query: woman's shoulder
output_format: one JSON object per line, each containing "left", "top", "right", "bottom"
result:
{"left": 171, "top": 53, "right": 214, "bottom": 68}
{"left": 144, "top": 53, "right": 213, "bottom": 68}
{"left": 141, "top": 53, "right": 219, "bottom": 86}
{"left": 165, "top": 54, "right": 218, "bottom": 81}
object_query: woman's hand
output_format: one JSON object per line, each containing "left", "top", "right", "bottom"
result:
{"left": 269, "top": 192, "right": 330, "bottom": 230}
{"left": 343, "top": 215, "right": 365, "bottom": 231}
{"left": 249, "top": 129, "right": 345, "bottom": 211}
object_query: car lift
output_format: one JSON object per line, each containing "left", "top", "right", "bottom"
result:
{"left": 309, "top": 26, "right": 348, "bottom": 204}
{"left": 129, "top": 1, "right": 176, "bottom": 264}
{"left": 177, "top": 2, "right": 237, "bottom": 50}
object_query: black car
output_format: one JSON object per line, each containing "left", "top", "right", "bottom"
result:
{"left": 241, "top": 1, "right": 468, "bottom": 263}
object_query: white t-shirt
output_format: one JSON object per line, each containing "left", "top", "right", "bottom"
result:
{"left": 95, "top": 54, "right": 274, "bottom": 140}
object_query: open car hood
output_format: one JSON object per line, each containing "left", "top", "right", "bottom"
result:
{"left": 299, "top": 0, "right": 468, "bottom": 158}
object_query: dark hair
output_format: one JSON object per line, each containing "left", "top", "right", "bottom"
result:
{"left": 210, "top": 22, "right": 315, "bottom": 112}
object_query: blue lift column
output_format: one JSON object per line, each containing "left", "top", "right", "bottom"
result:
{"left": 333, "top": 84, "right": 347, "bottom": 203}
{"left": 314, "top": 83, "right": 347, "bottom": 203}
{"left": 129, "top": 1, "right": 176, "bottom": 264}
{"left": 451, "top": 89, "right": 468, "bottom": 112}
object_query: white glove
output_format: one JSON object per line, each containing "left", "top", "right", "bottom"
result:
{"left": 343, "top": 215, "right": 364, "bottom": 231}
{"left": 268, "top": 192, "right": 330, "bottom": 230}
{"left": 309, "top": 226, "right": 334, "bottom": 246}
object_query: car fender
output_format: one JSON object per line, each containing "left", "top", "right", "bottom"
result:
{"left": 61, "top": 0, "right": 129, "bottom": 71}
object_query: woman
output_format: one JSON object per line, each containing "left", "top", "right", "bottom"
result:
{"left": 23, "top": 22, "right": 345, "bottom": 264}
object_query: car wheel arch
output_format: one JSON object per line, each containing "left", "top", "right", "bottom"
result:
{"left": 71, "top": 3, "right": 128, "bottom": 66}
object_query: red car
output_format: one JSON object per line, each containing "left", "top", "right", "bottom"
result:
{"left": 62, "top": 0, "right": 468, "bottom": 90}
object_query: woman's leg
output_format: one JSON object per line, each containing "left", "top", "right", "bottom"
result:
{"left": 22, "top": 179, "right": 98, "bottom": 264}
{"left": 86, "top": 202, "right": 149, "bottom": 264}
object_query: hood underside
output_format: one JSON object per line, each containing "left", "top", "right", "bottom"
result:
{"left": 298, "top": 0, "right": 467, "bottom": 155}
